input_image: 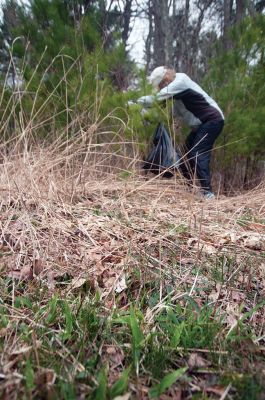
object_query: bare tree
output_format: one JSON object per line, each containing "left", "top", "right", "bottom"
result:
{"left": 223, "top": 0, "right": 234, "bottom": 49}
{"left": 182, "top": 0, "right": 190, "bottom": 71}
{"left": 142, "top": 0, "right": 217, "bottom": 77}
{"left": 236, "top": 0, "right": 247, "bottom": 22}
{"left": 145, "top": 0, "right": 153, "bottom": 70}
{"left": 139, "top": 0, "right": 259, "bottom": 78}
{"left": 152, "top": 0, "right": 168, "bottom": 66}
{"left": 121, "top": 0, "right": 134, "bottom": 46}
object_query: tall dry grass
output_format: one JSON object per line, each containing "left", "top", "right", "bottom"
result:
{"left": 1, "top": 65, "right": 265, "bottom": 400}
{"left": 0, "top": 50, "right": 264, "bottom": 291}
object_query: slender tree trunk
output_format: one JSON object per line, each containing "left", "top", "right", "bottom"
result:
{"left": 121, "top": 0, "right": 133, "bottom": 46}
{"left": 188, "top": 0, "right": 214, "bottom": 77}
{"left": 236, "top": 0, "right": 246, "bottom": 23}
{"left": 152, "top": 0, "right": 169, "bottom": 66}
{"left": 145, "top": 0, "right": 153, "bottom": 71}
{"left": 182, "top": 0, "right": 190, "bottom": 72}
{"left": 223, "top": 0, "right": 234, "bottom": 49}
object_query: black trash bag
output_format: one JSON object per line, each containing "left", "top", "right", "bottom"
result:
{"left": 143, "top": 123, "right": 180, "bottom": 178}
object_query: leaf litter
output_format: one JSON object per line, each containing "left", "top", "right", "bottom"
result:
{"left": 0, "top": 147, "right": 265, "bottom": 398}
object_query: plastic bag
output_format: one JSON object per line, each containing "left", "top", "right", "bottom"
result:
{"left": 143, "top": 123, "right": 180, "bottom": 178}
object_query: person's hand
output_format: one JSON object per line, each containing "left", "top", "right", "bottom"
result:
{"left": 140, "top": 108, "right": 148, "bottom": 116}
{"left": 137, "top": 95, "right": 154, "bottom": 106}
{"left": 127, "top": 100, "right": 136, "bottom": 106}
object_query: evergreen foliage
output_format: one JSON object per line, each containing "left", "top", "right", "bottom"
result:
{"left": 204, "top": 14, "right": 265, "bottom": 188}
{"left": 0, "top": 1, "right": 265, "bottom": 188}
{"left": 0, "top": 0, "right": 133, "bottom": 138}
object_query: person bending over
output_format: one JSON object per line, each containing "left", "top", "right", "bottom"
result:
{"left": 137, "top": 66, "right": 224, "bottom": 199}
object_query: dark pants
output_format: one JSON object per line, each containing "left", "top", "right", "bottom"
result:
{"left": 179, "top": 120, "right": 224, "bottom": 192}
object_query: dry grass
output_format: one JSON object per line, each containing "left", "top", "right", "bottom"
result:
{"left": 1, "top": 135, "right": 264, "bottom": 283}
{"left": 1, "top": 42, "right": 264, "bottom": 398}
{"left": 0, "top": 132, "right": 265, "bottom": 399}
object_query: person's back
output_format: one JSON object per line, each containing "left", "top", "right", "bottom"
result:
{"left": 163, "top": 72, "right": 224, "bottom": 125}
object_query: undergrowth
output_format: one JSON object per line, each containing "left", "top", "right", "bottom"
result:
{"left": 0, "top": 257, "right": 264, "bottom": 399}
{"left": 0, "top": 52, "right": 264, "bottom": 399}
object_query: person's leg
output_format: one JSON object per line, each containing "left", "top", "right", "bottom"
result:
{"left": 187, "top": 120, "right": 224, "bottom": 192}
{"left": 179, "top": 130, "right": 197, "bottom": 183}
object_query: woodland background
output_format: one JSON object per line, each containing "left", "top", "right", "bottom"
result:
{"left": 0, "top": 0, "right": 265, "bottom": 191}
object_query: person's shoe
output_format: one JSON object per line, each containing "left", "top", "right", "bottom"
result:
{"left": 203, "top": 191, "right": 215, "bottom": 200}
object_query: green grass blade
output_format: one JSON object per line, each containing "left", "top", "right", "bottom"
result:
{"left": 149, "top": 367, "right": 187, "bottom": 399}
{"left": 94, "top": 368, "right": 108, "bottom": 400}
{"left": 45, "top": 295, "right": 59, "bottom": 325}
{"left": 170, "top": 322, "right": 185, "bottom": 347}
{"left": 25, "top": 358, "right": 35, "bottom": 391}
{"left": 130, "top": 306, "right": 144, "bottom": 375}
{"left": 109, "top": 367, "right": 131, "bottom": 399}
{"left": 61, "top": 300, "right": 74, "bottom": 340}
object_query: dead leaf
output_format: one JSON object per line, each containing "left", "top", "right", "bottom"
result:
{"left": 243, "top": 233, "right": 265, "bottom": 250}
{"left": 188, "top": 353, "right": 209, "bottom": 369}
{"left": 208, "top": 283, "right": 222, "bottom": 302}
{"left": 245, "top": 222, "right": 265, "bottom": 233}
{"left": 226, "top": 304, "right": 241, "bottom": 329}
{"left": 103, "top": 276, "right": 116, "bottom": 289}
{"left": 8, "top": 265, "right": 33, "bottom": 280}
{"left": 230, "top": 290, "right": 246, "bottom": 303}
{"left": 87, "top": 247, "right": 103, "bottom": 262}
{"left": 187, "top": 238, "right": 197, "bottom": 247}
{"left": 205, "top": 385, "right": 227, "bottom": 396}
{"left": 260, "top": 263, "right": 265, "bottom": 277}
{"left": 35, "top": 369, "right": 56, "bottom": 386}
{"left": 180, "top": 257, "right": 195, "bottom": 265}
{"left": 113, "top": 394, "right": 130, "bottom": 400}
{"left": 115, "top": 274, "right": 127, "bottom": 294}
{"left": 0, "top": 328, "right": 8, "bottom": 337}
{"left": 202, "top": 243, "right": 217, "bottom": 255}
{"left": 160, "top": 392, "right": 182, "bottom": 400}
{"left": 70, "top": 277, "right": 87, "bottom": 290}
{"left": 230, "top": 232, "right": 238, "bottom": 243}
{"left": 105, "top": 346, "right": 124, "bottom": 367}
{"left": 218, "top": 232, "right": 231, "bottom": 245}
{"left": 47, "top": 271, "right": 55, "bottom": 290}
{"left": 32, "top": 258, "right": 44, "bottom": 276}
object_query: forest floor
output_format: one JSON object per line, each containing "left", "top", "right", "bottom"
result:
{"left": 0, "top": 146, "right": 265, "bottom": 399}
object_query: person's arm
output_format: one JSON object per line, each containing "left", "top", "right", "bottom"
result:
{"left": 137, "top": 74, "right": 187, "bottom": 107}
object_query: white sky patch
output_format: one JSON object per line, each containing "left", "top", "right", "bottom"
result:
{"left": 127, "top": 15, "right": 147, "bottom": 66}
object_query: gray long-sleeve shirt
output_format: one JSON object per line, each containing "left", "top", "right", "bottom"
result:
{"left": 138, "top": 73, "right": 224, "bottom": 128}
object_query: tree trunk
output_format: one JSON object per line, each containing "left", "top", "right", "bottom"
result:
{"left": 182, "top": 0, "right": 190, "bottom": 72}
{"left": 145, "top": 0, "right": 153, "bottom": 71}
{"left": 223, "top": 0, "right": 234, "bottom": 50}
{"left": 152, "top": 0, "right": 169, "bottom": 66}
{"left": 121, "top": 0, "right": 133, "bottom": 47}
{"left": 236, "top": 0, "right": 246, "bottom": 23}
